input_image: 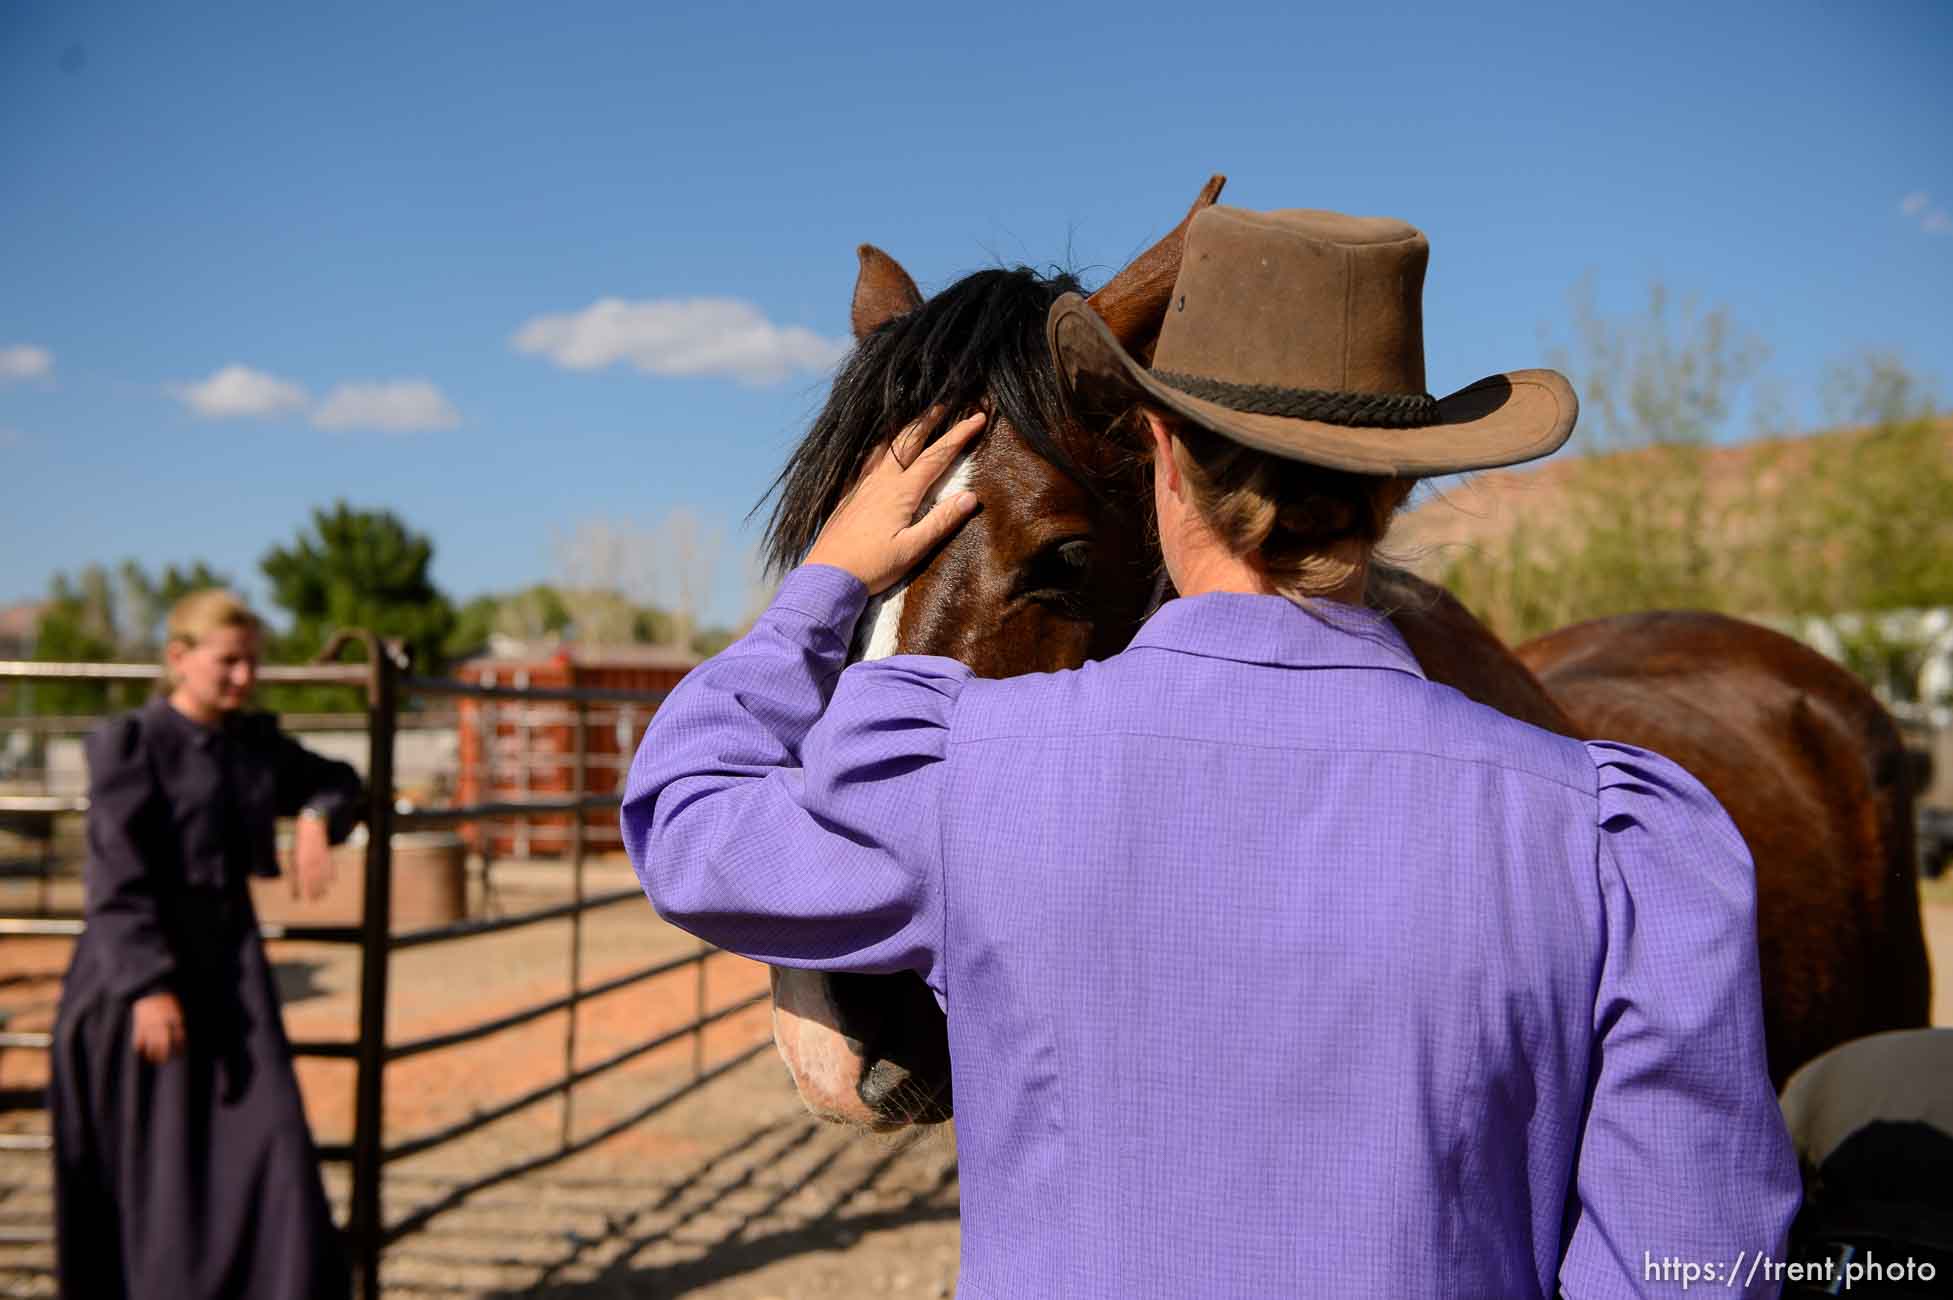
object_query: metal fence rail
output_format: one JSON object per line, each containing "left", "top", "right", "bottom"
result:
{"left": 0, "top": 650, "right": 770, "bottom": 1298}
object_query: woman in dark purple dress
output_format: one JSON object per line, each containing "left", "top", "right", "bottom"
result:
{"left": 49, "top": 590, "right": 360, "bottom": 1299}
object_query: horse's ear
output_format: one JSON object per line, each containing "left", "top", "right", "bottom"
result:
{"left": 1086, "top": 173, "right": 1226, "bottom": 365}
{"left": 851, "top": 244, "right": 924, "bottom": 340}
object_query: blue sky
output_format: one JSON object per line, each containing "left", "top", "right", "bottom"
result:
{"left": 3, "top": 0, "right": 1949, "bottom": 628}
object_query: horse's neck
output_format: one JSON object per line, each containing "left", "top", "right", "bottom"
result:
{"left": 1365, "top": 564, "right": 1579, "bottom": 736}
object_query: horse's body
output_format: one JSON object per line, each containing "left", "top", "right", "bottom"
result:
{"left": 1371, "top": 577, "right": 1930, "bottom": 1088}
{"left": 755, "top": 178, "right": 1929, "bottom": 1128}
{"left": 1517, "top": 612, "right": 1930, "bottom": 1085}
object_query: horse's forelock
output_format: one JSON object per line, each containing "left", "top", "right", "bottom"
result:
{"left": 757, "top": 265, "right": 1092, "bottom": 576}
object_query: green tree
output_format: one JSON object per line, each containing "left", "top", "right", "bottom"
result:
{"left": 260, "top": 504, "right": 457, "bottom": 700}
{"left": 633, "top": 605, "right": 678, "bottom": 646}
{"left": 1805, "top": 354, "right": 1953, "bottom": 615}
{"left": 24, "top": 559, "right": 233, "bottom": 715}
{"left": 1434, "top": 319, "right": 1951, "bottom": 707}
{"left": 444, "top": 585, "right": 572, "bottom": 661}
{"left": 1552, "top": 276, "right": 1771, "bottom": 451}
{"left": 446, "top": 594, "right": 503, "bottom": 661}
{"left": 120, "top": 559, "right": 234, "bottom": 658}
{"left": 558, "top": 588, "right": 638, "bottom": 644}
{"left": 30, "top": 579, "right": 129, "bottom": 716}
{"left": 1551, "top": 279, "right": 1771, "bottom": 624}
{"left": 494, "top": 585, "right": 572, "bottom": 642}
{"left": 551, "top": 512, "right": 725, "bottom": 650}
{"left": 1441, "top": 279, "right": 1774, "bottom": 640}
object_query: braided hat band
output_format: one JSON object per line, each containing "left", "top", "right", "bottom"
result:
{"left": 1046, "top": 205, "right": 1579, "bottom": 475}
{"left": 1152, "top": 370, "right": 1441, "bottom": 429}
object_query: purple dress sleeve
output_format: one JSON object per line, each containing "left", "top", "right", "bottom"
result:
{"left": 621, "top": 565, "right": 969, "bottom": 992}
{"left": 1559, "top": 742, "right": 1802, "bottom": 1298}
{"left": 80, "top": 715, "right": 177, "bottom": 1001}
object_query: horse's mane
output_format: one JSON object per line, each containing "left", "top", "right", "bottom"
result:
{"left": 758, "top": 265, "right": 1089, "bottom": 575}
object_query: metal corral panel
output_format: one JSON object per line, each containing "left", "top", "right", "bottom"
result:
{"left": 454, "top": 647, "right": 696, "bottom": 857}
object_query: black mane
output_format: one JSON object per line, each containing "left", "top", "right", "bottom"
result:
{"left": 759, "top": 265, "right": 1088, "bottom": 575}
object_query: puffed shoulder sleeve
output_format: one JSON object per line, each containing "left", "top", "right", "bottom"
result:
{"left": 620, "top": 565, "right": 970, "bottom": 994}
{"left": 81, "top": 714, "right": 178, "bottom": 1001}
{"left": 1559, "top": 742, "right": 1801, "bottom": 1299}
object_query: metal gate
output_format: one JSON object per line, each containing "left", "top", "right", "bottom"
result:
{"left": 0, "top": 646, "right": 772, "bottom": 1296}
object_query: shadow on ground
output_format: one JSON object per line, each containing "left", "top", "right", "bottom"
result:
{"left": 271, "top": 959, "right": 333, "bottom": 1005}
{"left": 492, "top": 1194, "right": 959, "bottom": 1298}
{"left": 370, "top": 1113, "right": 960, "bottom": 1298}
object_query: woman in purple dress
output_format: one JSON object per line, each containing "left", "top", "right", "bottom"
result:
{"left": 49, "top": 589, "right": 359, "bottom": 1299}
{"left": 622, "top": 208, "right": 1801, "bottom": 1297}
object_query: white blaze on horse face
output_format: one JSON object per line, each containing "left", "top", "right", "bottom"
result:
{"left": 850, "top": 447, "right": 976, "bottom": 663}
{"left": 769, "top": 443, "right": 976, "bottom": 1128}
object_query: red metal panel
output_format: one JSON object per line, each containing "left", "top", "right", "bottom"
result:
{"left": 451, "top": 650, "right": 696, "bottom": 857}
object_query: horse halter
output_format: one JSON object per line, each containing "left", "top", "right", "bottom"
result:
{"left": 1140, "top": 569, "right": 1176, "bottom": 623}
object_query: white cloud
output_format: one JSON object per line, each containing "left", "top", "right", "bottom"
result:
{"left": 311, "top": 379, "right": 460, "bottom": 433}
{"left": 166, "top": 366, "right": 460, "bottom": 432}
{"left": 169, "top": 364, "right": 309, "bottom": 418}
{"left": 510, "top": 297, "right": 848, "bottom": 386}
{"left": 0, "top": 344, "right": 54, "bottom": 383}
{"left": 1899, "top": 191, "right": 1951, "bottom": 236}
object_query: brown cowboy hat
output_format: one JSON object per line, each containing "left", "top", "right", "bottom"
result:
{"left": 1047, "top": 205, "right": 1578, "bottom": 475}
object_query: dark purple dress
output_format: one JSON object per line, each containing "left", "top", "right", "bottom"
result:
{"left": 49, "top": 697, "right": 362, "bottom": 1299}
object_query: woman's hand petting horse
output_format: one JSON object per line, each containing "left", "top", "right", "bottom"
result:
{"left": 805, "top": 408, "right": 984, "bottom": 596}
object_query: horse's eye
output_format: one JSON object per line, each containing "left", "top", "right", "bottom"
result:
{"left": 1018, "top": 537, "right": 1094, "bottom": 608}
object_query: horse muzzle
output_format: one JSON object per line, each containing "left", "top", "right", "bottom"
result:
{"left": 769, "top": 968, "right": 953, "bottom": 1130}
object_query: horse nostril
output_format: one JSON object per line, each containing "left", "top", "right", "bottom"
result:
{"left": 856, "top": 1057, "right": 911, "bottom": 1110}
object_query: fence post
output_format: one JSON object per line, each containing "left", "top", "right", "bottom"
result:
{"left": 515, "top": 670, "right": 531, "bottom": 859}
{"left": 349, "top": 643, "right": 399, "bottom": 1300}
{"left": 560, "top": 698, "right": 588, "bottom": 1148}
{"left": 481, "top": 677, "right": 497, "bottom": 910}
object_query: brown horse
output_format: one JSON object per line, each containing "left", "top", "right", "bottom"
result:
{"left": 1516, "top": 614, "right": 1930, "bottom": 1084}
{"left": 755, "top": 194, "right": 1195, "bottom": 1126}
{"left": 754, "top": 178, "right": 1929, "bottom": 1128}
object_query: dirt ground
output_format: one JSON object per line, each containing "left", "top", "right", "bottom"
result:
{"left": 6, "top": 864, "right": 1953, "bottom": 1298}
{"left": 1922, "top": 874, "right": 1953, "bottom": 1030}
{"left": 0, "top": 859, "right": 961, "bottom": 1298}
